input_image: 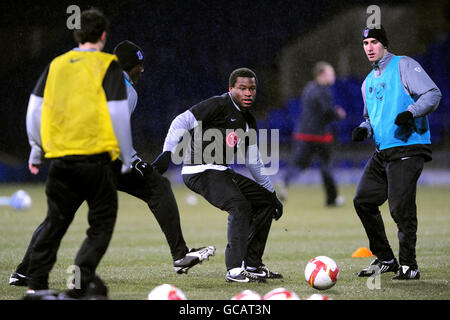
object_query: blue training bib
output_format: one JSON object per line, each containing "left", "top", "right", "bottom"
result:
{"left": 365, "top": 56, "right": 430, "bottom": 150}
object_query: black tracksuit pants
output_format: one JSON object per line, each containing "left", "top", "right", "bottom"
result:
{"left": 114, "top": 163, "right": 189, "bottom": 261}
{"left": 285, "top": 141, "right": 338, "bottom": 205}
{"left": 26, "top": 153, "right": 118, "bottom": 290}
{"left": 183, "top": 169, "right": 275, "bottom": 271}
{"left": 353, "top": 151, "right": 424, "bottom": 269}
{"left": 19, "top": 159, "right": 189, "bottom": 288}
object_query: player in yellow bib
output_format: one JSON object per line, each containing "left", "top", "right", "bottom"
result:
{"left": 19, "top": 9, "right": 133, "bottom": 299}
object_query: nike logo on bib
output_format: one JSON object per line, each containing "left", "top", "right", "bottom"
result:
{"left": 70, "top": 58, "right": 84, "bottom": 63}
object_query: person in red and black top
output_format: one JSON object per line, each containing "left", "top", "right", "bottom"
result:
{"left": 282, "top": 62, "right": 346, "bottom": 206}
{"left": 152, "top": 68, "right": 283, "bottom": 283}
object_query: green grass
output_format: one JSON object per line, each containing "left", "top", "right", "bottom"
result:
{"left": 1, "top": 182, "right": 449, "bottom": 300}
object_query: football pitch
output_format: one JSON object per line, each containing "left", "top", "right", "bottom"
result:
{"left": 1, "top": 182, "right": 449, "bottom": 300}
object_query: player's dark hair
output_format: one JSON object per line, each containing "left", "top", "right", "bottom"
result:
{"left": 229, "top": 68, "right": 258, "bottom": 87}
{"left": 73, "top": 8, "right": 109, "bottom": 44}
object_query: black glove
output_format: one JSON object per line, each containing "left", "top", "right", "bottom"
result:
{"left": 394, "top": 111, "right": 414, "bottom": 126}
{"left": 352, "top": 127, "right": 368, "bottom": 142}
{"left": 271, "top": 191, "right": 283, "bottom": 221}
{"left": 151, "top": 151, "right": 171, "bottom": 175}
{"left": 132, "top": 159, "right": 153, "bottom": 177}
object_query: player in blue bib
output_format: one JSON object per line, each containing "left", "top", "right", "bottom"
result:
{"left": 352, "top": 25, "right": 441, "bottom": 280}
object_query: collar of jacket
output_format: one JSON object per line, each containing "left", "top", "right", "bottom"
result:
{"left": 372, "top": 52, "right": 395, "bottom": 76}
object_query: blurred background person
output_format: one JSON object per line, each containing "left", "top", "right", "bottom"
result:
{"left": 280, "top": 62, "right": 346, "bottom": 207}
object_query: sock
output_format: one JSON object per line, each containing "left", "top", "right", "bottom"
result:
{"left": 381, "top": 258, "right": 394, "bottom": 264}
